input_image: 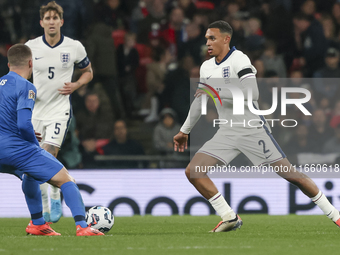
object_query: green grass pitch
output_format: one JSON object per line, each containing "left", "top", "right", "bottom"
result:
{"left": 0, "top": 215, "right": 338, "bottom": 255}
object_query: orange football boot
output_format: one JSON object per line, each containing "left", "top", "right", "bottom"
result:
{"left": 76, "top": 225, "right": 104, "bottom": 236}
{"left": 26, "top": 221, "right": 61, "bottom": 236}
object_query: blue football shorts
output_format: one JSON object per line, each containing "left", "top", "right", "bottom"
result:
{"left": 0, "top": 137, "right": 63, "bottom": 184}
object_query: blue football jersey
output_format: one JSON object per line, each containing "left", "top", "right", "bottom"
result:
{"left": 0, "top": 71, "right": 63, "bottom": 182}
{"left": 0, "top": 71, "right": 36, "bottom": 138}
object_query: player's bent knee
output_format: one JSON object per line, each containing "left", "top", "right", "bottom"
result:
{"left": 185, "top": 166, "right": 200, "bottom": 183}
{"left": 185, "top": 164, "right": 207, "bottom": 182}
{"left": 48, "top": 167, "right": 75, "bottom": 188}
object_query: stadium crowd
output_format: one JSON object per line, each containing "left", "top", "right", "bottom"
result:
{"left": 1, "top": 0, "right": 340, "bottom": 168}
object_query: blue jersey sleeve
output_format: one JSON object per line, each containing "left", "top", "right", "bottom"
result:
{"left": 17, "top": 81, "right": 36, "bottom": 111}
{"left": 17, "top": 108, "right": 39, "bottom": 146}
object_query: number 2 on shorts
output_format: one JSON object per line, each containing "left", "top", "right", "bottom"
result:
{"left": 258, "top": 140, "right": 270, "bottom": 154}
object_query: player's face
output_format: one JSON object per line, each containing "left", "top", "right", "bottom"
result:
{"left": 205, "top": 28, "right": 230, "bottom": 57}
{"left": 40, "top": 11, "right": 64, "bottom": 37}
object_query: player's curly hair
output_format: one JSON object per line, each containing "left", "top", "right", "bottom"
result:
{"left": 40, "top": 1, "right": 63, "bottom": 20}
{"left": 208, "top": 20, "right": 233, "bottom": 37}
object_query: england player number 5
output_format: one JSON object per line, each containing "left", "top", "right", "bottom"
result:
{"left": 48, "top": 67, "right": 55, "bottom": 79}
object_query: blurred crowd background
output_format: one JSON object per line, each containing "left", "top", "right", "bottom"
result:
{"left": 1, "top": 0, "right": 340, "bottom": 169}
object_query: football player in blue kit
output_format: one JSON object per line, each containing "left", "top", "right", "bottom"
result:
{"left": 0, "top": 44, "right": 102, "bottom": 236}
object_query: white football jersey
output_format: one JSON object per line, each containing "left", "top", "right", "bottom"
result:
{"left": 199, "top": 46, "right": 269, "bottom": 136}
{"left": 25, "top": 35, "right": 89, "bottom": 120}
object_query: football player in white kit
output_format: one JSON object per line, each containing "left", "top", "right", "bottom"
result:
{"left": 25, "top": 1, "right": 93, "bottom": 223}
{"left": 174, "top": 20, "right": 340, "bottom": 232}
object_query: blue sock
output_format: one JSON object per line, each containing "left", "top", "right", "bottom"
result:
{"left": 60, "top": 181, "right": 87, "bottom": 228}
{"left": 22, "top": 175, "right": 45, "bottom": 225}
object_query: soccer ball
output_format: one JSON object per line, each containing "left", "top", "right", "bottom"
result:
{"left": 85, "top": 206, "right": 114, "bottom": 233}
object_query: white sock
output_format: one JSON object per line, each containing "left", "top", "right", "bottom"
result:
{"left": 312, "top": 190, "right": 340, "bottom": 222}
{"left": 40, "top": 183, "right": 50, "bottom": 213}
{"left": 50, "top": 185, "right": 60, "bottom": 200}
{"left": 208, "top": 192, "right": 236, "bottom": 221}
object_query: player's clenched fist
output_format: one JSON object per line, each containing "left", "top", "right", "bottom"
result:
{"left": 173, "top": 131, "right": 188, "bottom": 152}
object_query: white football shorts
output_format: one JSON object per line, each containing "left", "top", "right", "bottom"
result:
{"left": 32, "top": 118, "right": 71, "bottom": 148}
{"left": 197, "top": 128, "right": 286, "bottom": 166}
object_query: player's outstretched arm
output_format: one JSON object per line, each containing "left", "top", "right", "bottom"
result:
{"left": 174, "top": 131, "right": 188, "bottom": 152}
{"left": 58, "top": 63, "right": 93, "bottom": 95}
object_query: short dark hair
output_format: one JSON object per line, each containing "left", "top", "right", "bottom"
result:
{"left": 7, "top": 44, "right": 32, "bottom": 67}
{"left": 208, "top": 20, "right": 233, "bottom": 37}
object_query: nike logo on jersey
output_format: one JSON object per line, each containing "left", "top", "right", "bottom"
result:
{"left": 51, "top": 136, "right": 58, "bottom": 139}
{"left": 265, "top": 153, "right": 273, "bottom": 159}
{"left": 35, "top": 57, "right": 44, "bottom": 60}
{"left": 207, "top": 75, "right": 212, "bottom": 80}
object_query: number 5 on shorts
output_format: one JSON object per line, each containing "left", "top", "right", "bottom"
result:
{"left": 54, "top": 123, "right": 61, "bottom": 135}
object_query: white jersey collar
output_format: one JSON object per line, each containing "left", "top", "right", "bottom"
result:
{"left": 42, "top": 34, "right": 64, "bottom": 48}
{"left": 215, "top": 46, "right": 236, "bottom": 65}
